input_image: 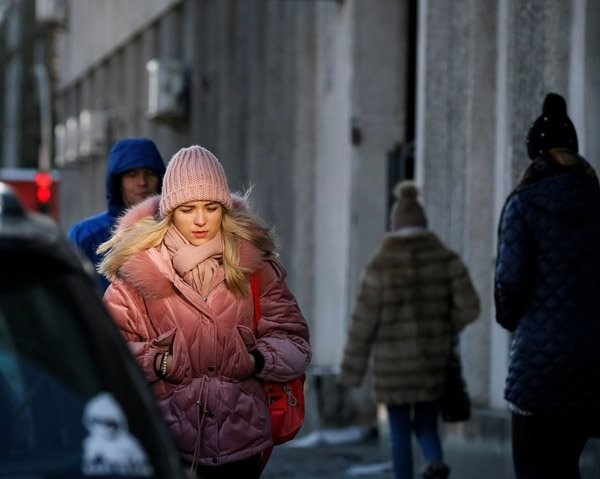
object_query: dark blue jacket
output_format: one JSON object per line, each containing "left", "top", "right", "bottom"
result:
{"left": 494, "top": 150, "right": 600, "bottom": 417}
{"left": 67, "top": 138, "right": 166, "bottom": 294}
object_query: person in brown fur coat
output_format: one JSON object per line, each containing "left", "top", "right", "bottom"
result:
{"left": 339, "top": 181, "right": 480, "bottom": 479}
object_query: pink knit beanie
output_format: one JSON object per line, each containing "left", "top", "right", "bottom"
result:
{"left": 159, "top": 145, "right": 233, "bottom": 217}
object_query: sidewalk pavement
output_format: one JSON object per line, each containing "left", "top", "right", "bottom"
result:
{"left": 262, "top": 426, "right": 394, "bottom": 479}
{"left": 262, "top": 415, "right": 600, "bottom": 479}
{"left": 261, "top": 419, "right": 517, "bottom": 479}
{"left": 261, "top": 424, "right": 514, "bottom": 479}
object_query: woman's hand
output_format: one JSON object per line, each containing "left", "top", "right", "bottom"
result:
{"left": 154, "top": 351, "right": 173, "bottom": 378}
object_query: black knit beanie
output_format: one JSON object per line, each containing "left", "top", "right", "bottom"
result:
{"left": 526, "top": 93, "right": 579, "bottom": 160}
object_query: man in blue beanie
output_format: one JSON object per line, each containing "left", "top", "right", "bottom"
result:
{"left": 68, "top": 137, "right": 166, "bottom": 294}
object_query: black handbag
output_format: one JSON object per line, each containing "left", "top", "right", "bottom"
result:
{"left": 440, "top": 337, "right": 471, "bottom": 422}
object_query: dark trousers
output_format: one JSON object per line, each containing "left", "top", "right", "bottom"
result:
{"left": 511, "top": 412, "right": 589, "bottom": 479}
{"left": 184, "top": 453, "right": 262, "bottom": 479}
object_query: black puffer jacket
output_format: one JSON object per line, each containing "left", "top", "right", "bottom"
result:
{"left": 494, "top": 149, "right": 600, "bottom": 417}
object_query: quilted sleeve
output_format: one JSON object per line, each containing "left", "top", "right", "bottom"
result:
{"left": 494, "top": 195, "right": 535, "bottom": 332}
{"left": 103, "top": 280, "right": 175, "bottom": 382}
{"left": 253, "top": 259, "right": 311, "bottom": 382}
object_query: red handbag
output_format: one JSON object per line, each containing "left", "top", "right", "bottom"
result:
{"left": 261, "top": 373, "right": 306, "bottom": 445}
{"left": 250, "top": 273, "right": 306, "bottom": 466}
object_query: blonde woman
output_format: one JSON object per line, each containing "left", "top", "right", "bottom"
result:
{"left": 98, "top": 145, "right": 311, "bottom": 479}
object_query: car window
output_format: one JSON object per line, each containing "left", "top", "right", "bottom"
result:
{"left": 0, "top": 252, "right": 182, "bottom": 478}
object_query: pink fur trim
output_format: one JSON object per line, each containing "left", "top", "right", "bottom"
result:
{"left": 120, "top": 251, "right": 175, "bottom": 300}
{"left": 116, "top": 195, "right": 161, "bottom": 231}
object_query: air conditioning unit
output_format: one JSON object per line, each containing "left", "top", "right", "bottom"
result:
{"left": 146, "top": 59, "right": 187, "bottom": 122}
{"left": 35, "top": 0, "right": 67, "bottom": 26}
{"left": 78, "top": 109, "right": 108, "bottom": 157}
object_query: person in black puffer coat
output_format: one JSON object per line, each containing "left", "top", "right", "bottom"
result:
{"left": 495, "top": 92, "right": 600, "bottom": 479}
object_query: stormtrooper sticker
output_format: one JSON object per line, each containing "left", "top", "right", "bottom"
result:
{"left": 81, "top": 392, "right": 154, "bottom": 476}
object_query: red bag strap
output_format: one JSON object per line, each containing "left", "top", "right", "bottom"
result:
{"left": 251, "top": 272, "right": 261, "bottom": 332}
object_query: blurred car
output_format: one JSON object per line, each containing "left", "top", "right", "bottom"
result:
{"left": 0, "top": 182, "right": 184, "bottom": 478}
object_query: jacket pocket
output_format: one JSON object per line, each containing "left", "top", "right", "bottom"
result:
{"left": 222, "top": 325, "right": 255, "bottom": 379}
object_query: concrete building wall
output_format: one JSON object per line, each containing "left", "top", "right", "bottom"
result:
{"left": 349, "top": 0, "right": 408, "bottom": 332}
{"left": 416, "top": 0, "right": 500, "bottom": 408}
{"left": 56, "top": 0, "right": 180, "bottom": 86}
{"left": 583, "top": 1, "right": 600, "bottom": 164}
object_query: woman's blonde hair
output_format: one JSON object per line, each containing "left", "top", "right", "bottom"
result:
{"left": 97, "top": 190, "right": 278, "bottom": 297}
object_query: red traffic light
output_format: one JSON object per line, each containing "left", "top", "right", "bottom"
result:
{"left": 35, "top": 171, "right": 53, "bottom": 204}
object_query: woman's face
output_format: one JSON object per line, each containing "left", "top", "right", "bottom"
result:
{"left": 172, "top": 200, "right": 224, "bottom": 245}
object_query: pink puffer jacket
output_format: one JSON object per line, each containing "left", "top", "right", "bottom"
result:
{"left": 102, "top": 197, "right": 311, "bottom": 466}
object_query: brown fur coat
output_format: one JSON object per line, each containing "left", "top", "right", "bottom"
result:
{"left": 339, "top": 229, "right": 480, "bottom": 404}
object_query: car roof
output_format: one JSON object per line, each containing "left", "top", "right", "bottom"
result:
{"left": 0, "top": 181, "right": 185, "bottom": 478}
{"left": 0, "top": 181, "right": 96, "bottom": 279}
